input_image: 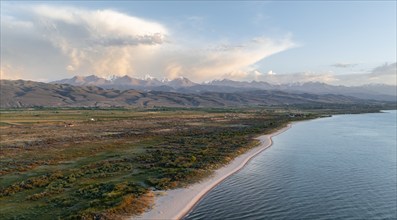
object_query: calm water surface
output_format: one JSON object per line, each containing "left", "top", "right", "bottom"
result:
{"left": 184, "top": 111, "right": 397, "bottom": 220}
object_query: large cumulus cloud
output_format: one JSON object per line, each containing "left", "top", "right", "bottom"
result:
{"left": 0, "top": 4, "right": 295, "bottom": 82}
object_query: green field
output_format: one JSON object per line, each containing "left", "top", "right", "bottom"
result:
{"left": 0, "top": 107, "right": 384, "bottom": 219}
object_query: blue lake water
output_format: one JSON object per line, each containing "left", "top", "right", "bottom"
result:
{"left": 184, "top": 111, "right": 397, "bottom": 220}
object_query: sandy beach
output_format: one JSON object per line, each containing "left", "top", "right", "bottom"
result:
{"left": 132, "top": 124, "right": 292, "bottom": 220}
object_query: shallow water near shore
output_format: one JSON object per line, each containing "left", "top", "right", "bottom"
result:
{"left": 184, "top": 110, "right": 397, "bottom": 220}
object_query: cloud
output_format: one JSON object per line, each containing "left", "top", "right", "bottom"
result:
{"left": 33, "top": 6, "right": 168, "bottom": 76}
{"left": 233, "top": 62, "right": 396, "bottom": 86}
{"left": 1, "top": 4, "right": 168, "bottom": 80}
{"left": 331, "top": 63, "right": 358, "bottom": 68}
{"left": 1, "top": 4, "right": 295, "bottom": 82}
{"left": 333, "top": 62, "right": 396, "bottom": 86}
{"left": 32, "top": 5, "right": 168, "bottom": 43}
{"left": 370, "top": 62, "right": 396, "bottom": 76}
{"left": 161, "top": 36, "right": 296, "bottom": 81}
{"left": 221, "top": 70, "right": 250, "bottom": 80}
{"left": 0, "top": 63, "right": 24, "bottom": 80}
{"left": 93, "top": 33, "right": 165, "bottom": 47}
{"left": 250, "top": 70, "right": 339, "bottom": 85}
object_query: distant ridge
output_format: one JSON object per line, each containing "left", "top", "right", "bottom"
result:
{"left": 51, "top": 75, "right": 397, "bottom": 102}
{"left": 1, "top": 79, "right": 392, "bottom": 108}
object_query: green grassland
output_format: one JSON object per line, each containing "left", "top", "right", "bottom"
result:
{"left": 0, "top": 106, "right": 385, "bottom": 219}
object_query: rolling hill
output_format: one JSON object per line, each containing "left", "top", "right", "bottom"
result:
{"left": 1, "top": 79, "right": 393, "bottom": 108}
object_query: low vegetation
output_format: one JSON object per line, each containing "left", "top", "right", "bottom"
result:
{"left": 0, "top": 106, "right": 385, "bottom": 219}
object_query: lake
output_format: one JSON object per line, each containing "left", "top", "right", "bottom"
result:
{"left": 184, "top": 110, "right": 397, "bottom": 220}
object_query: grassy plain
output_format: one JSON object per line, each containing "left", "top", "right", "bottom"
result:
{"left": 0, "top": 106, "right": 384, "bottom": 219}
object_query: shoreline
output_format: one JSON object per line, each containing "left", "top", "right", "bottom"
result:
{"left": 132, "top": 123, "right": 292, "bottom": 220}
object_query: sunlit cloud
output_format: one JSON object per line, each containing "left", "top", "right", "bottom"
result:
{"left": 160, "top": 36, "right": 296, "bottom": 81}
{"left": 1, "top": 4, "right": 168, "bottom": 80}
{"left": 1, "top": 4, "right": 295, "bottom": 82}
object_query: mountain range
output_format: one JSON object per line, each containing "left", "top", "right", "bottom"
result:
{"left": 1, "top": 79, "right": 393, "bottom": 108}
{"left": 51, "top": 75, "right": 397, "bottom": 101}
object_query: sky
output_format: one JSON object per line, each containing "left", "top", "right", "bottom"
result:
{"left": 1, "top": 1, "right": 396, "bottom": 85}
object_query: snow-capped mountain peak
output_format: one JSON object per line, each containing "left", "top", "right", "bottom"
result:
{"left": 144, "top": 74, "right": 155, "bottom": 80}
{"left": 161, "top": 77, "right": 171, "bottom": 83}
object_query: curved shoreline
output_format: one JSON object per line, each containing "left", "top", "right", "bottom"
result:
{"left": 132, "top": 123, "right": 292, "bottom": 220}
